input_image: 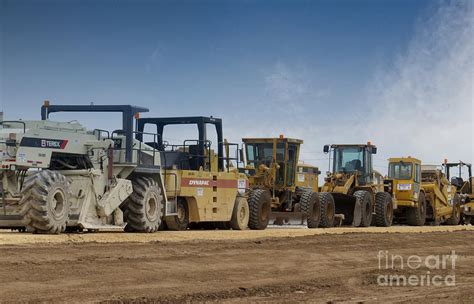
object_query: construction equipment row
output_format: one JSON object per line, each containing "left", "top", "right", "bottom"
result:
{"left": 0, "top": 102, "right": 471, "bottom": 233}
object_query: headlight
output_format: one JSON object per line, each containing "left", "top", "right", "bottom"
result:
{"left": 397, "top": 183, "right": 412, "bottom": 191}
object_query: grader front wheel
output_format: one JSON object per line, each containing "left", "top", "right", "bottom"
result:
{"left": 300, "top": 191, "right": 321, "bottom": 228}
{"left": 248, "top": 189, "right": 271, "bottom": 230}
{"left": 20, "top": 170, "right": 71, "bottom": 234}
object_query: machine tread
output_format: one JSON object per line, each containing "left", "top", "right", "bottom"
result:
{"left": 406, "top": 192, "right": 426, "bottom": 226}
{"left": 354, "top": 190, "right": 372, "bottom": 227}
{"left": 318, "top": 192, "right": 335, "bottom": 228}
{"left": 19, "top": 170, "right": 70, "bottom": 234}
{"left": 374, "top": 192, "right": 393, "bottom": 227}
{"left": 248, "top": 189, "right": 271, "bottom": 230}
{"left": 122, "top": 176, "right": 163, "bottom": 233}
{"left": 300, "top": 191, "right": 320, "bottom": 228}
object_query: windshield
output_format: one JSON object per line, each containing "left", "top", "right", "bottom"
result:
{"left": 246, "top": 143, "right": 285, "bottom": 167}
{"left": 388, "top": 162, "right": 413, "bottom": 180}
{"left": 333, "top": 147, "right": 365, "bottom": 173}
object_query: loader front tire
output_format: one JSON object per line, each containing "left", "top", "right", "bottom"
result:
{"left": 165, "top": 198, "right": 189, "bottom": 231}
{"left": 20, "top": 170, "right": 70, "bottom": 234}
{"left": 248, "top": 189, "right": 271, "bottom": 230}
{"left": 375, "top": 192, "right": 393, "bottom": 227}
{"left": 300, "top": 191, "right": 320, "bottom": 228}
{"left": 318, "top": 192, "right": 335, "bottom": 228}
{"left": 447, "top": 195, "right": 461, "bottom": 226}
{"left": 406, "top": 192, "right": 426, "bottom": 226}
{"left": 230, "top": 196, "right": 249, "bottom": 230}
{"left": 123, "top": 177, "right": 163, "bottom": 233}
{"left": 354, "top": 190, "right": 372, "bottom": 227}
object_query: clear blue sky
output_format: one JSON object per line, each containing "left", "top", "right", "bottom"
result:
{"left": 1, "top": 0, "right": 472, "bottom": 171}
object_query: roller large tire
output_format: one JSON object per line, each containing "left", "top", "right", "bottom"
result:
{"left": 230, "top": 196, "right": 249, "bottom": 230}
{"left": 300, "top": 191, "right": 320, "bottom": 228}
{"left": 407, "top": 192, "right": 426, "bottom": 226}
{"left": 375, "top": 192, "right": 394, "bottom": 227}
{"left": 122, "top": 177, "right": 163, "bottom": 233}
{"left": 20, "top": 170, "right": 71, "bottom": 234}
{"left": 318, "top": 192, "right": 335, "bottom": 228}
{"left": 447, "top": 195, "right": 461, "bottom": 225}
{"left": 248, "top": 189, "right": 271, "bottom": 230}
{"left": 165, "top": 198, "right": 189, "bottom": 231}
{"left": 354, "top": 190, "right": 372, "bottom": 227}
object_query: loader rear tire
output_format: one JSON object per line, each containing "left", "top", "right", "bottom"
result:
{"left": 447, "top": 195, "right": 461, "bottom": 225}
{"left": 123, "top": 177, "right": 163, "bottom": 233}
{"left": 248, "top": 189, "right": 271, "bottom": 230}
{"left": 230, "top": 196, "right": 249, "bottom": 230}
{"left": 375, "top": 192, "right": 393, "bottom": 227}
{"left": 165, "top": 198, "right": 189, "bottom": 231}
{"left": 318, "top": 192, "right": 335, "bottom": 228}
{"left": 407, "top": 192, "right": 426, "bottom": 226}
{"left": 300, "top": 191, "right": 321, "bottom": 228}
{"left": 354, "top": 190, "right": 372, "bottom": 227}
{"left": 20, "top": 170, "right": 71, "bottom": 234}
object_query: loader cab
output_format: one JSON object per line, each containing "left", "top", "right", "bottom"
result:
{"left": 443, "top": 161, "right": 472, "bottom": 195}
{"left": 243, "top": 137, "right": 302, "bottom": 188}
{"left": 136, "top": 116, "right": 225, "bottom": 172}
{"left": 324, "top": 143, "right": 377, "bottom": 185}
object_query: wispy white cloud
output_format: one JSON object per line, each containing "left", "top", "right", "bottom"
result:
{"left": 145, "top": 43, "right": 164, "bottom": 71}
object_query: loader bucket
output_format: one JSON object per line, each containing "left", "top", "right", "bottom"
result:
{"left": 332, "top": 193, "right": 362, "bottom": 226}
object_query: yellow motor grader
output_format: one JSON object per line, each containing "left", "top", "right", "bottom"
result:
{"left": 320, "top": 143, "right": 393, "bottom": 227}
{"left": 240, "top": 136, "right": 322, "bottom": 230}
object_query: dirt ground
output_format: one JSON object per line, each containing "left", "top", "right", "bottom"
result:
{"left": 1, "top": 226, "right": 473, "bottom": 303}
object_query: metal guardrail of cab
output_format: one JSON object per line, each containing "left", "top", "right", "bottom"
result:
{"left": 110, "top": 130, "right": 161, "bottom": 167}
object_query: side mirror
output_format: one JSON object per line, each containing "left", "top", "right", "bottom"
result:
{"left": 372, "top": 147, "right": 377, "bottom": 154}
{"left": 323, "top": 145, "right": 330, "bottom": 153}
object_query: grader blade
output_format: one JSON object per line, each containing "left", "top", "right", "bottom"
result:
{"left": 332, "top": 193, "right": 360, "bottom": 226}
{"left": 270, "top": 211, "right": 306, "bottom": 226}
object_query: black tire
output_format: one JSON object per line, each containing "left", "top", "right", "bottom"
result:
{"left": 447, "top": 195, "right": 461, "bottom": 225}
{"left": 318, "top": 192, "right": 335, "bottom": 228}
{"left": 406, "top": 192, "right": 426, "bottom": 226}
{"left": 20, "top": 170, "right": 71, "bottom": 234}
{"left": 300, "top": 191, "right": 321, "bottom": 228}
{"left": 248, "top": 189, "right": 272, "bottom": 230}
{"left": 122, "top": 177, "right": 163, "bottom": 232}
{"left": 375, "top": 192, "right": 394, "bottom": 227}
{"left": 165, "top": 198, "right": 189, "bottom": 231}
{"left": 354, "top": 190, "right": 372, "bottom": 227}
{"left": 230, "top": 196, "right": 249, "bottom": 230}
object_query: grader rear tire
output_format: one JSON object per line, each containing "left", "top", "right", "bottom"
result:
{"left": 447, "top": 195, "right": 461, "bottom": 225}
{"left": 230, "top": 196, "right": 249, "bottom": 230}
{"left": 375, "top": 192, "right": 393, "bottom": 227}
{"left": 300, "top": 191, "right": 321, "bottom": 228}
{"left": 20, "top": 170, "right": 71, "bottom": 234}
{"left": 407, "top": 192, "right": 427, "bottom": 226}
{"left": 354, "top": 190, "right": 372, "bottom": 227}
{"left": 248, "top": 189, "right": 271, "bottom": 230}
{"left": 318, "top": 192, "right": 335, "bottom": 228}
{"left": 122, "top": 177, "right": 163, "bottom": 233}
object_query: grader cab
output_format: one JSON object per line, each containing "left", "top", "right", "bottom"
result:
{"left": 320, "top": 143, "right": 394, "bottom": 227}
{"left": 241, "top": 137, "right": 322, "bottom": 230}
